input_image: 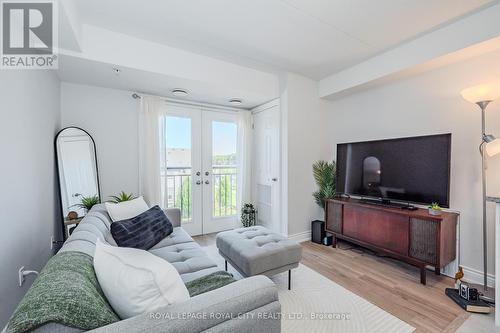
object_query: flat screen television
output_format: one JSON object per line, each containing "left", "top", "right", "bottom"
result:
{"left": 336, "top": 134, "right": 451, "bottom": 207}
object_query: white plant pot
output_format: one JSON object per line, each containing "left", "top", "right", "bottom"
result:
{"left": 428, "top": 208, "right": 442, "bottom": 216}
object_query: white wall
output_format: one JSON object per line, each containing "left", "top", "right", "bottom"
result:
{"left": 281, "top": 73, "right": 331, "bottom": 237}
{"left": 325, "top": 49, "right": 500, "bottom": 282}
{"left": 60, "top": 83, "right": 140, "bottom": 201}
{"left": 0, "top": 71, "right": 61, "bottom": 326}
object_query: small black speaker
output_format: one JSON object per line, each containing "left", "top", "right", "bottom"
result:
{"left": 311, "top": 220, "right": 325, "bottom": 244}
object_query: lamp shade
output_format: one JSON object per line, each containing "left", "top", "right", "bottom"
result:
{"left": 486, "top": 139, "right": 500, "bottom": 157}
{"left": 461, "top": 83, "right": 500, "bottom": 104}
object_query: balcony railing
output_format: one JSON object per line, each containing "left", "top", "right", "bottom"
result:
{"left": 212, "top": 166, "right": 237, "bottom": 217}
{"left": 161, "top": 166, "right": 237, "bottom": 221}
{"left": 160, "top": 167, "right": 191, "bottom": 221}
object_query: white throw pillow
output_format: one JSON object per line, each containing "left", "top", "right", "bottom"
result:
{"left": 105, "top": 196, "right": 149, "bottom": 222}
{"left": 93, "top": 240, "right": 190, "bottom": 319}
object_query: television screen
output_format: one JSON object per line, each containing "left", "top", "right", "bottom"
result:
{"left": 336, "top": 134, "right": 451, "bottom": 207}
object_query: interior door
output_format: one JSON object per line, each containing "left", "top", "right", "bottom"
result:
{"left": 162, "top": 105, "right": 203, "bottom": 235}
{"left": 253, "top": 103, "right": 281, "bottom": 234}
{"left": 201, "top": 110, "right": 240, "bottom": 234}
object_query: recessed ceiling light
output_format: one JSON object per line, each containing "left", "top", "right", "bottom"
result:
{"left": 229, "top": 98, "right": 243, "bottom": 105}
{"left": 172, "top": 89, "right": 189, "bottom": 97}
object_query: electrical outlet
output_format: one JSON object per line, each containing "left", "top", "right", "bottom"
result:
{"left": 18, "top": 267, "right": 39, "bottom": 287}
{"left": 18, "top": 267, "right": 25, "bottom": 287}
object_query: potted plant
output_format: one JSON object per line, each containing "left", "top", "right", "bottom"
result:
{"left": 312, "top": 160, "right": 336, "bottom": 210}
{"left": 109, "top": 191, "right": 136, "bottom": 203}
{"left": 72, "top": 195, "right": 100, "bottom": 213}
{"left": 428, "top": 202, "right": 442, "bottom": 216}
{"left": 241, "top": 203, "right": 257, "bottom": 228}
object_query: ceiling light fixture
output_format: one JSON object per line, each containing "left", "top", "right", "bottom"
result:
{"left": 229, "top": 98, "right": 243, "bottom": 106}
{"left": 171, "top": 89, "right": 189, "bottom": 97}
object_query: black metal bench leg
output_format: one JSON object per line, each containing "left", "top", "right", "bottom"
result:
{"left": 225, "top": 260, "right": 227, "bottom": 271}
{"left": 288, "top": 270, "right": 291, "bottom": 290}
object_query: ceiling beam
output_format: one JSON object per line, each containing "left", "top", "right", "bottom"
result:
{"left": 59, "top": 24, "right": 279, "bottom": 99}
{"left": 58, "top": 0, "right": 82, "bottom": 52}
{"left": 319, "top": 2, "right": 500, "bottom": 100}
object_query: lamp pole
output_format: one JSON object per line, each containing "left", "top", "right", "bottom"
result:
{"left": 478, "top": 100, "right": 494, "bottom": 302}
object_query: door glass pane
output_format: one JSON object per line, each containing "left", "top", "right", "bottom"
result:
{"left": 162, "top": 116, "right": 192, "bottom": 222}
{"left": 212, "top": 121, "right": 238, "bottom": 217}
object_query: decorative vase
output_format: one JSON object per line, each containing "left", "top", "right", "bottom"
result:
{"left": 67, "top": 211, "right": 79, "bottom": 220}
{"left": 241, "top": 204, "right": 257, "bottom": 227}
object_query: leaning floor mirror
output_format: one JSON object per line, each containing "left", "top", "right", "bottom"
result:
{"left": 55, "top": 127, "right": 100, "bottom": 240}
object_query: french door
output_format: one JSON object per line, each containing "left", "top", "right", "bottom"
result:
{"left": 161, "top": 105, "right": 240, "bottom": 235}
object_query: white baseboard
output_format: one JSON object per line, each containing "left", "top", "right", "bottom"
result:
{"left": 460, "top": 265, "right": 495, "bottom": 288}
{"left": 422, "top": 264, "right": 494, "bottom": 288}
{"left": 288, "top": 230, "right": 311, "bottom": 243}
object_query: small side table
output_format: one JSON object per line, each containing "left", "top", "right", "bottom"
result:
{"left": 64, "top": 217, "right": 83, "bottom": 239}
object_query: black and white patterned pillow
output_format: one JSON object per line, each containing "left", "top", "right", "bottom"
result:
{"left": 110, "top": 205, "right": 173, "bottom": 250}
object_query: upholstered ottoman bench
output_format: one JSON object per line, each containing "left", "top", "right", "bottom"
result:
{"left": 216, "top": 226, "right": 302, "bottom": 290}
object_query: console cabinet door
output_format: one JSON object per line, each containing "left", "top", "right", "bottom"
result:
{"left": 343, "top": 206, "right": 409, "bottom": 255}
{"left": 325, "top": 201, "right": 343, "bottom": 233}
{"left": 409, "top": 218, "right": 438, "bottom": 265}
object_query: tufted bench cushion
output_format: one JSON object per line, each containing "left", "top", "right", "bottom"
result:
{"left": 216, "top": 226, "right": 302, "bottom": 277}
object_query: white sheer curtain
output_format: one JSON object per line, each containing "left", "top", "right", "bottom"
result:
{"left": 237, "top": 111, "right": 253, "bottom": 219}
{"left": 138, "top": 96, "right": 165, "bottom": 206}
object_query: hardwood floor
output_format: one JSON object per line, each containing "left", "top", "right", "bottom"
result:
{"left": 300, "top": 240, "right": 468, "bottom": 333}
{"left": 193, "top": 233, "right": 217, "bottom": 247}
{"left": 194, "top": 234, "right": 469, "bottom": 333}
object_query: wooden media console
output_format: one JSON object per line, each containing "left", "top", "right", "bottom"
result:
{"left": 325, "top": 198, "right": 458, "bottom": 285}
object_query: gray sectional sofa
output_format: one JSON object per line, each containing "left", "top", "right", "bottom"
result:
{"left": 31, "top": 204, "right": 281, "bottom": 333}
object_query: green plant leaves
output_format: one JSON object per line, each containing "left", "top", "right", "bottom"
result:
{"left": 312, "top": 160, "right": 336, "bottom": 210}
{"left": 109, "top": 191, "right": 136, "bottom": 203}
{"left": 71, "top": 195, "right": 100, "bottom": 211}
{"left": 429, "top": 202, "right": 442, "bottom": 210}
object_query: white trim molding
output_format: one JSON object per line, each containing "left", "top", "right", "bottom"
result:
{"left": 135, "top": 92, "right": 248, "bottom": 113}
{"left": 251, "top": 98, "right": 280, "bottom": 114}
{"left": 461, "top": 265, "right": 495, "bottom": 288}
{"left": 288, "top": 230, "right": 311, "bottom": 243}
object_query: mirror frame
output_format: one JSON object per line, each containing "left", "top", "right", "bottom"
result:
{"left": 55, "top": 126, "right": 101, "bottom": 240}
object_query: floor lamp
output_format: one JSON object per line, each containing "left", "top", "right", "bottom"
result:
{"left": 461, "top": 83, "right": 500, "bottom": 303}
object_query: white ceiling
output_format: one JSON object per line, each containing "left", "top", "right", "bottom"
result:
{"left": 73, "top": 0, "right": 492, "bottom": 79}
{"left": 57, "top": 55, "right": 275, "bottom": 109}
